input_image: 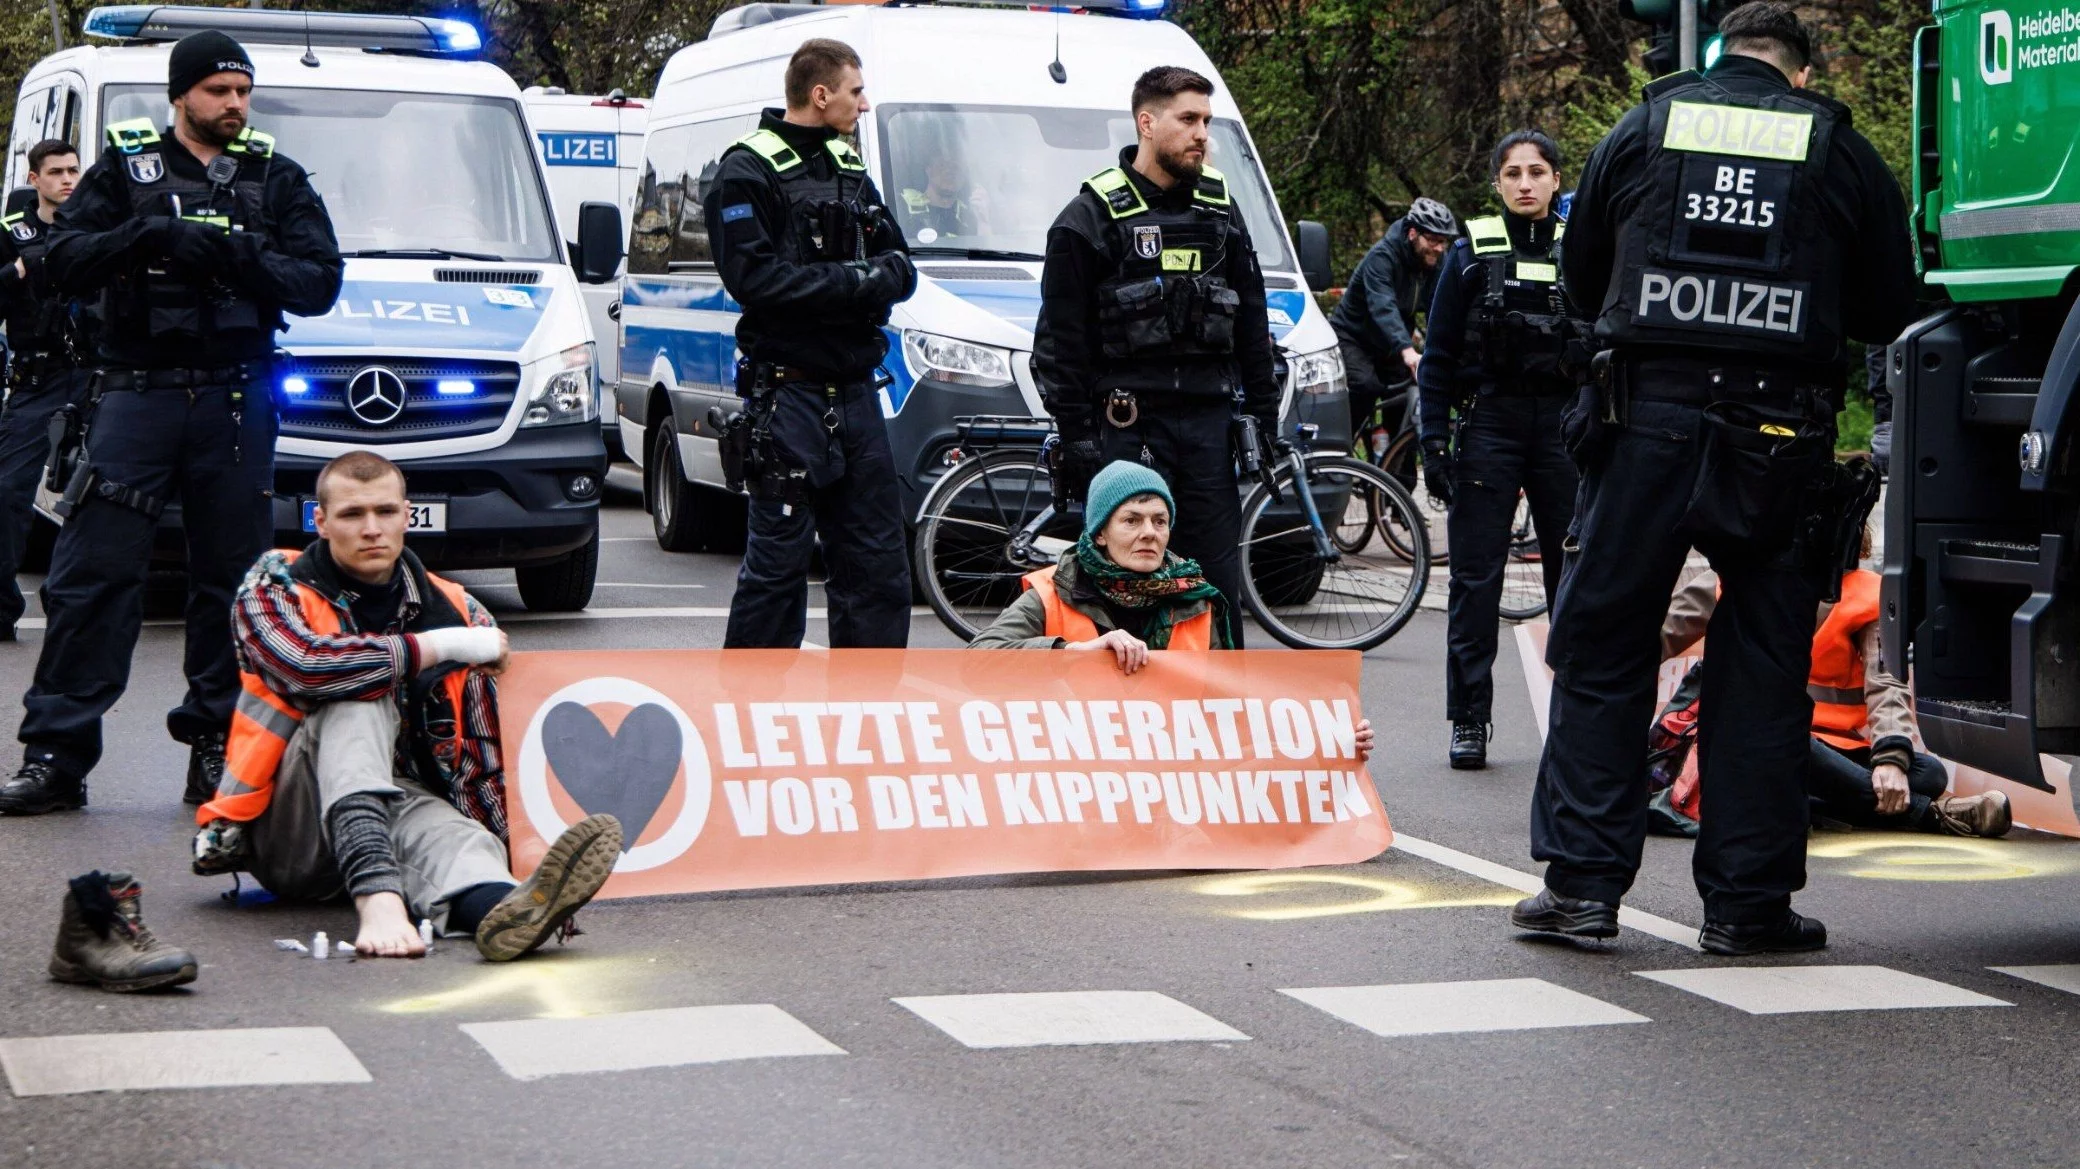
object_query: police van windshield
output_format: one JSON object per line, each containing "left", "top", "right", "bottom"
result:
{"left": 103, "top": 85, "right": 560, "bottom": 263}
{"left": 877, "top": 104, "right": 1292, "bottom": 271}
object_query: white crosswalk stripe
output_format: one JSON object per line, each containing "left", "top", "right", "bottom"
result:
{"left": 1988, "top": 965, "right": 2080, "bottom": 996}
{"left": 0, "top": 1027, "right": 370, "bottom": 1097}
{"left": 894, "top": 991, "right": 1249, "bottom": 1048}
{"left": 1635, "top": 965, "right": 2012, "bottom": 1014}
{"left": 1282, "top": 978, "right": 1649, "bottom": 1037}
{"left": 461, "top": 1004, "right": 845, "bottom": 1080}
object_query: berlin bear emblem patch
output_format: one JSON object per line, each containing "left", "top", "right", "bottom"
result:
{"left": 1133, "top": 225, "right": 1162, "bottom": 260}
{"left": 9, "top": 222, "right": 33, "bottom": 242}
{"left": 126, "top": 153, "right": 163, "bottom": 184}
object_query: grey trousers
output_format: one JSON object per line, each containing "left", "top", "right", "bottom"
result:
{"left": 245, "top": 699, "right": 513, "bottom": 934}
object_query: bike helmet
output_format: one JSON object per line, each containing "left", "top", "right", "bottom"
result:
{"left": 1403, "top": 196, "right": 1459, "bottom": 238}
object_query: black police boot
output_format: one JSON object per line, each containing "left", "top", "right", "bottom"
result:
{"left": 1699, "top": 910, "right": 1827, "bottom": 956}
{"left": 1449, "top": 721, "right": 1489, "bottom": 770}
{"left": 184, "top": 732, "right": 226, "bottom": 806}
{"left": 1510, "top": 887, "right": 1620, "bottom": 940}
{"left": 0, "top": 751, "right": 86, "bottom": 815}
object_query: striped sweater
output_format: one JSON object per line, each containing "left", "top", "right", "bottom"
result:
{"left": 231, "top": 547, "right": 507, "bottom": 840}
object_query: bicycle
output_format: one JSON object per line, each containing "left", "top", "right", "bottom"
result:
{"left": 913, "top": 416, "right": 1429, "bottom": 651}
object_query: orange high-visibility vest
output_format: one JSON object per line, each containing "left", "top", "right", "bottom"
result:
{"left": 198, "top": 551, "right": 474, "bottom": 826}
{"left": 1021, "top": 566, "right": 1212, "bottom": 650}
{"left": 1808, "top": 569, "right": 1881, "bottom": 751}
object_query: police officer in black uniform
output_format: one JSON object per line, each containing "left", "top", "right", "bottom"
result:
{"left": 1417, "top": 130, "right": 1584, "bottom": 771}
{"left": 0, "top": 31, "right": 342, "bottom": 815}
{"left": 706, "top": 38, "right": 915, "bottom": 650}
{"left": 1035, "top": 66, "right": 1280, "bottom": 642}
{"left": 1514, "top": 2, "right": 1916, "bottom": 952}
{"left": 0, "top": 139, "right": 88, "bottom": 643}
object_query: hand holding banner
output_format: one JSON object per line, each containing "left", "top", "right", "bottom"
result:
{"left": 499, "top": 648, "right": 1393, "bottom": 898}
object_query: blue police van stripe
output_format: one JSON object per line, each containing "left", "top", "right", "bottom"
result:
{"left": 538, "top": 131, "right": 617, "bottom": 167}
{"left": 287, "top": 280, "right": 550, "bottom": 351}
{"left": 720, "top": 204, "right": 755, "bottom": 223}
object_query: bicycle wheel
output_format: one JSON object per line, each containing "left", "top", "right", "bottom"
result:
{"left": 1497, "top": 491, "right": 1550, "bottom": 621}
{"left": 1380, "top": 429, "right": 1450, "bottom": 567}
{"left": 1239, "top": 454, "right": 1429, "bottom": 651}
{"left": 913, "top": 448, "right": 1073, "bottom": 641}
{"left": 1332, "top": 418, "right": 1396, "bottom": 554}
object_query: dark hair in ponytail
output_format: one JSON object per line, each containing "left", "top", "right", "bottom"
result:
{"left": 1490, "top": 129, "right": 1562, "bottom": 179}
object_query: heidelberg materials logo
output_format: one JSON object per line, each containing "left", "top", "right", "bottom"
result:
{"left": 1983, "top": 10, "right": 2014, "bottom": 84}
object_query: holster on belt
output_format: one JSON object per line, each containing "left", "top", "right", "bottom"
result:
{"left": 1560, "top": 350, "right": 1621, "bottom": 470}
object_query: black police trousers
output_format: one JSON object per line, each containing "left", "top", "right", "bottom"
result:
{"left": 1445, "top": 391, "right": 1576, "bottom": 724}
{"left": 0, "top": 367, "right": 92, "bottom": 630}
{"left": 1100, "top": 397, "right": 1245, "bottom": 647}
{"left": 19, "top": 373, "right": 276, "bottom": 772}
{"left": 725, "top": 379, "right": 911, "bottom": 649}
{"left": 1531, "top": 388, "right": 1823, "bottom": 924}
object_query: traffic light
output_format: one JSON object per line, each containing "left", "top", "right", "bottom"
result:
{"left": 1618, "top": 0, "right": 1727, "bottom": 75}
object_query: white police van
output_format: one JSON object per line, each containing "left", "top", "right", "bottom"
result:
{"left": 522, "top": 85, "right": 647, "bottom": 458}
{"left": 616, "top": 0, "right": 1346, "bottom": 553}
{"left": 9, "top": 6, "right": 623, "bottom": 610}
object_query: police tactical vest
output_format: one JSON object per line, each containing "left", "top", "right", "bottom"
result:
{"left": 0, "top": 210, "right": 77, "bottom": 363}
{"left": 104, "top": 118, "right": 276, "bottom": 339}
{"left": 1461, "top": 214, "right": 1576, "bottom": 384}
{"left": 1601, "top": 71, "right": 1847, "bottom": 366}
{"left": 1084, "top": 165, "right": 1241, "bottom": 363}
{"left": 724, "top": 128, "right": 871, "bottom": 264}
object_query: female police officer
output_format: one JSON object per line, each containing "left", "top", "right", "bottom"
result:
{"left": 1415, "top": 130, "right": 1583, "bottom": 770}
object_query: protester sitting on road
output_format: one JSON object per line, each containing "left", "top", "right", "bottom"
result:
{"left": 193, "top": 450, "right": 623, "bottom": 960}
{"left": 1661, "top": 557, "right": 2011, "bottom": 838}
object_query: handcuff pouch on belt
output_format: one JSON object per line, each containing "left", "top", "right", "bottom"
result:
{"left": 43, "top": 373, "right": 165, "bottom": 521}
{"left": 716, "top": 359, "right": 812, "bottom": 509}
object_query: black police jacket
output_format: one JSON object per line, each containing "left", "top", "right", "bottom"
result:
{"left": 0, "top": 207, "right": 82, "bottom": 367}
{"left": 1417, "top": 210, "right": 1575, "bottom": 445}
{"left": 705, "top": 109, "right": 911, "bottom": 383}
{"left": 45, "top": 126, "right": 340, "bottom": 369}
{"left": 1330, "top": 216, "right": 1436, "bottom": 361}
{"left": 1033, "top": 147, "right": 1279, "bottom": 440}
{"left": 1563, "top": 54, "right": 1916, "bottom": 376}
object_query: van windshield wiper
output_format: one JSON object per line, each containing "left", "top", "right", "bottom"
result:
{"left": 910, "top": 246, "right": 1045, "bottom": 262}
{"left": 349, "top": 247, "right": 507, "bottom": 262}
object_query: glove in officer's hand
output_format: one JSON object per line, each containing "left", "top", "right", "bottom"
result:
{"left": 1055, "top": 438, "right": 1105, "bottom": 504}
{"left": 165, "top": 218, "right": 231, "bottom": 278}
{"left": 1421, "top": 438, "right": 1455, "bottom": 507}
{"left": 856, "top": 252, "right": 916, "bottom": 306}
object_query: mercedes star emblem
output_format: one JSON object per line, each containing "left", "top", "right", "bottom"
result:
{"left": 346, "top": 366, "right": 408, "bottom": 426}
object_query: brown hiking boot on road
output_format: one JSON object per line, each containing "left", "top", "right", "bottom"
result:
{"left": 475, "top": 814, "right": 622, "bottom": 963}
{"left": 1932, "top": 791, "right": 2013, "bottom": 838}
{"left": 49, "top": 871, "right": 198, "bottom": 993}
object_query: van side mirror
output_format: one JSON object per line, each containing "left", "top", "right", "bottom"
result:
{"left": 575, "top": 201, "right": 623, "bottom": 284}
{"left": 1295, "top": 220, "right": 1333, "bottom": 293}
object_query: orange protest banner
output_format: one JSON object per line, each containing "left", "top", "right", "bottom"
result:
{"left": 498, "top": 649, "right": 1392, "bottom": 898}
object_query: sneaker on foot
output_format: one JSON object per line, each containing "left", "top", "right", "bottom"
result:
{"left": 1699, "top": 910, "right": 1827, "bottom": 956}
{"left": 49, "top": 871, "right": 197, "bottom": 992}
{"left": 0, "top": 752, "right": 85, "bottom": 815}
{"left": 1449, "top": 721, "right": 1489, "bottom": 770}
{"left": 1510, "top": 887, "right": 1619, "bottom": 939}
{"left": 475, "top": 814, "right": 622, "bottom": 962}
{"left": 1932, "top": 791, "right": 2012, "bottom": 838}
{"left": 184, "top": 731, "right": 226, "bottom": 806}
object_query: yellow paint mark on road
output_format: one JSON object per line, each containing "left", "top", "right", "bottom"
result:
{"left": 378, "top": 957, "right": 612, "bottom": 1019}
{"left": 1193, "top": 872, "right": 1519, "bottom": 921}
{"left": 1808, "top": 836, "right": 2055, "bottom": 882}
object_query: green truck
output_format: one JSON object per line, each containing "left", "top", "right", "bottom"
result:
{"left": 1885, "top": 1, "right": 2080, "bottom": 789}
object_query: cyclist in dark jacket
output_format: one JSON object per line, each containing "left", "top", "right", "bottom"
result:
{"left": 1331, "top": 197, "right": 1457, "bottom": 437}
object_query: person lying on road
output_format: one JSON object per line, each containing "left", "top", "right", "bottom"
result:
{"left": 193, "top": 449, "right": 622, "bottom": 960}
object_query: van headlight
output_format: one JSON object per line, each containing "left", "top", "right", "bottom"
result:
{"left": 1291, "top": 345, "right": 1347, "bottom": 396}
{"left": 903, "top": 330, "right": 1014, "bottom": 388}
{"left": 523, "top": 342, "right": 597, "bottom": 427}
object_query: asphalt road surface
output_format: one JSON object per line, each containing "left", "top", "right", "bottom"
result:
{"left": 0, "top": 468, "right": 2074, "bottom": 1169}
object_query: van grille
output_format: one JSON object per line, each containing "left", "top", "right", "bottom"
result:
{"left": 278, "top": 358, "right": 521, "bottom": 443}
{"left": 434, "top": 269, "right": 542, "bottom": 284}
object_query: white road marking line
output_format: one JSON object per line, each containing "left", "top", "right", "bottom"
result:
{"left": 0, "top": 1027, "right": 370, "bottom": 1097}
{"left": 1635, "top": 965, "right": 2013, "bottom": 1014}
{"left": 594, "top": 582, "right": 706, "bottom": 588}
{"left": 895, "top": 991, "right": 1249, "bottom": 1048}
{"left": 461, "top": 1004, "right": 844, "bottom": 1080}
{"left": 1990, "top": 965, "right": 2080, "bottom": 996}
{"left": 1390, "top": 832, "right": 1703, "bottom": 951}
{"left": 1282, "top": 978, "right": 1649, "bottom": 1037}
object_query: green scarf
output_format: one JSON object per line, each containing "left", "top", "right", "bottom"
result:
{"left": 1071, "top": 536, "right": 1235, "bottom": 649}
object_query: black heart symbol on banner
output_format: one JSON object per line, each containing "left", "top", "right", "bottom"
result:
{"left": 541, "top": 701, "right": 684, "bottom": 851}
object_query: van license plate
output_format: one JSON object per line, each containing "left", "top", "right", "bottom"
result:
{"left": 301, "top": 499, "right": 447, "bottom": 534}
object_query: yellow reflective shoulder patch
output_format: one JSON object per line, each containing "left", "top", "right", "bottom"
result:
{"left": 1662, "top": 101, "right": 1813, "bottom": 162}
{"left": 1515, "top": 261, "right": 1558, "bottom": 283}
{"left": 1160, "top": 248, "right": 1202, "bottom": 272}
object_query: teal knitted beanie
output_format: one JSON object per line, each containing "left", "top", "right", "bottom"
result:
{"left": 1083, "top": 460, "right": 1175, "bottom": 538}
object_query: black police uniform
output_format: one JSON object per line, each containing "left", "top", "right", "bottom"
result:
{"left": 15, "top": 119, "right": 341, "bottom": 784}
{"left": 1331, "top": 215, "right": 1437, "bottom": 434}
{"left": 1416, "top": 210, "right": 1581, "bottom": 732}
{"left": 1537, "top": 54, "right": 1916, "bottom": 927}
{"left": 0, "top": 204, "right": 93, "bottom": 637}
{"left": 1033, "top": 149, "right": 1279, "bottom": 641}
{"left": 705, "top": 110, "right": 915, "bottom": 649}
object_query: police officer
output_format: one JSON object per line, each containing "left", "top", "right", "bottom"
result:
{"left": 0, "top": 140, "right": 88, "bottom": 643}
{"left": 1332, "top": 196, "right": 1457, "bottom": 438}
{"left": 706, "top": 38, "right": 915, "bottom": 650}
{"left": 1034, "top": 66, "right": 1279, "bottom": 642}
{"left": 1516, "top": 2, "right": 1916, "bottom": 952}
{"left": 0, "top": 31, "right": 342, "bottom": 816}
{"left": 1417, "top": 130, "right": 1583, "bottom": 771}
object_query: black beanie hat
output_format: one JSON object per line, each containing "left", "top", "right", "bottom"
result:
{"left": 167, "top": 31, "right": 254, "bottom": 100}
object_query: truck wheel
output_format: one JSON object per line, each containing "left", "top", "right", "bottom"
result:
{"left": 649, "top": 416, "right": 705, "bottom": 553}
{"left": 515, "top": 524, "right": 598, "bottom": 612}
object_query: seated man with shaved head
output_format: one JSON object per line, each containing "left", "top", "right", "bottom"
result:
{"left": 194, "top": 450, "right": 620, "bottom": 960}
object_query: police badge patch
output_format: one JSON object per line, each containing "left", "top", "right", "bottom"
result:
{"left": 10, "top": 222, "right": 33, "bottom": 242}
{"left": 126, "top": 153, "right": 163, "bottom": 184}
{"left": 1133, "top": 225, "right": 1162, "bottom": 260}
